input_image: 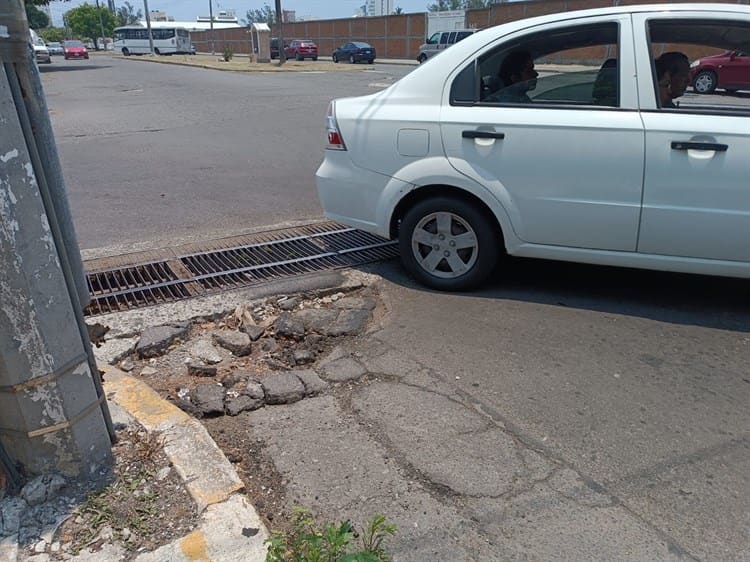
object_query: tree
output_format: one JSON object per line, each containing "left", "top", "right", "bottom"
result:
{"left": 115, "top": 1, "right": 142, "bottom": 26}
{"left": 393, "top": 7, "right": 403, "bottom": 14}
{"left": 25, "top": 3, "right": 50, "bottom": 28}
{"left": 244, "top": 3, "right": 275, "bottom": 26}
{"left": 64, "top": 3, "right": 116, "bottom": 46}
{"left": 427, "top": 0, "right": 491, "bottom": 10}
{"left": 39, "top": 27, "right": 67, "bottom": 42}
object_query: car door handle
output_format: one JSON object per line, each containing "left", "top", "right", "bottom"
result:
{"left": 462, "top": 130, "right": 505, "bottom": 140}
{"left": 671, "top": 141, "right": 728, "bottom": 152}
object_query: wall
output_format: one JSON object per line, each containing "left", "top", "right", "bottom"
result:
{"left": 191, "top": 0, "right": 748, "bottom": 60}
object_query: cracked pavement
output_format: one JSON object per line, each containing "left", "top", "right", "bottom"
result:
{"left": 240, "top": 261, "right": 749, "bottom": 561}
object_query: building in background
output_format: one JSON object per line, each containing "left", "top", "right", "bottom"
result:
{"left": 149, "top": 10, "right": 174, "bottom": 22}
{"left": 367, "top": 0, "right": 394, "bottom": 16}
{"left": 196, "top": 9, "right": 238, "bottom": 24}
{"left": 354, "top": 5, "right": 367, "bottom": 17}
{"left": 282, "top": 10, "right": 296, "bottom": 23}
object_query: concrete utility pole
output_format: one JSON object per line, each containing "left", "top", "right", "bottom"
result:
{"left": 142, "top": 0, "right": 154, "bottom": 55}
{"left": 209, "top": 0, "right": 215, "bottom": 56}
{"left": 0, "top": 0, "right": 113, "bottom": 480}
{"left": 275, "top": 0, "right": 284, "bottom": 64}
{"left": 94, "top": 0, "right": 106, "bottom": 50}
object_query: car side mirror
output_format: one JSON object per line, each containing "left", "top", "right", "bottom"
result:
{"left": 729, "top": 51, "right": 737, "bottom": 60}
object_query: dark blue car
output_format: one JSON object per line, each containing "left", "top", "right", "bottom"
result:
{"left": 332, "top": 42, "right": 376, "bottom": 64}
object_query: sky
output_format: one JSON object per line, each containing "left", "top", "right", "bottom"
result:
{"left": 48, "top": 0, "right": 433, "bottom": 27}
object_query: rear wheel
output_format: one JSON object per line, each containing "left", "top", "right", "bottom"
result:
{"left": 154, "top": 47, "right": 160, "bottom": 55}
{"left": 418, "top": 53, "right": 427, "bottom": 64}
{"left": 349, "top": 54, "right": 355, "bottom": 64}
{"left": 368, "top": 59, "right": 375, "bottom": 64}
{"left": 312, "top": 56, "right": 317, "bottom": 61}
{"left": 398, "top": 196, "right": 499, "bottom": 291}
{"left": 693, "top": 70, "right": 717, "bottom": 94}
{"left": 122, "top": 48, "right": 130, "bottom": 56}
{"left": 296, "top": 53, "right": 303, "bottom": 61}
{"left": 332, "top": 54, "right": 338, "bottom": 63}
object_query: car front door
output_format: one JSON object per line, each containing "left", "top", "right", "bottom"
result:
{"left": 440, "top": 15, "right": 645, "bottom": 251}
{"left": 633, "top": 14, "right": 750, "bottom": 262}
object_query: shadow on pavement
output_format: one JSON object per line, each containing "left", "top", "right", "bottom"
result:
{"left": 370, "top": 256, "right": 750, "bottom": 333}
{"left": 39, "top": 64, "right": 111, "bottom": 73}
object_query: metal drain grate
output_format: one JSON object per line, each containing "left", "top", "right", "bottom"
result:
{"left": 83, "top": 222, "right": 398, "bottom": 316}
{"left": 85, "top": 262, "right": 192, "bottom": 315}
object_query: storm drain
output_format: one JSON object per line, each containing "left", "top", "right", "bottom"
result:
{"left": 84, "top": 222, "right": 398, "bottom": 316}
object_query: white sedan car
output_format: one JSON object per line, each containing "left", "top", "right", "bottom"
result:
{"left": 316, "top": 3, "right": 750, "bottom": 290}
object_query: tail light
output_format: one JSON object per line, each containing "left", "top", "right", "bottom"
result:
{"left": 325, "top": 101, "right": 346, "bottom": 151}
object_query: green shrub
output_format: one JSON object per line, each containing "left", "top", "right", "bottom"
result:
{"left": 222, "top": 47, "right": 234, "bottom": 62}
{"left": 265, "top": 507, "right": 396, "bottom": 562}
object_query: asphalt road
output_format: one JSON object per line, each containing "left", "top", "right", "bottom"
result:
{"left": 40, "top": 55, "right": 412, "bottom": 255}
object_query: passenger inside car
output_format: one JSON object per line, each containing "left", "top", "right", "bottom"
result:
{"left": 654, "top": 51, "right": 690, "bottom": 108}
{"left": 485, "top": 49, "right": 539, "bottom": 103}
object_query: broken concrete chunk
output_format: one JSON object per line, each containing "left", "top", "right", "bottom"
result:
{"left": 212, "top": 330, "right": 252, "bottom": 356}
{"left": 293, "top": 349, "right": 315, "bottom": 365}
{"left": 326, "top": 309, "right": 371, "bottom": 337}
{"left": 293, "top": 308, "right": 339, "bottom": 334}
{"left": 187, "top": 363, "right": 218, "bottom": 377}
{"left": 225, "top": 395, "right": 264, "bottom": 416}
{"left": 190, "top": 339, "right": 223, "bottom": 364}
{"left": 190, "top": 384, "right": 226, "bottom": 416}
{"left": 261, "top": 373, "right": 306, "bottom": 405}
{"left": 243, "top": 381, "right": 265, "bottom": 400}
{"left": 273, "top": 313, "right": 306, "bottom": 340}
{"left": 293, "top": 369, "right": 328, "bottom": 396}
{"left": 241, "top": 325, "right": 265, "bottom": 341}
{"left": 136, "top": 323, "right": 190, "bottom": 358}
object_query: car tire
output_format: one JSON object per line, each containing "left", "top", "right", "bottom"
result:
{"left": 312, "top": 56, "right": 317, "bottom": 61}
{"left": 349, "top": 55, "right": 355, "bottom": 64}
{"left": 418, "top": 53, "right": 427, "bottom": 64}
{"left": 122, "top": 48, "right": 130, "bottom": 56}
{"left": 296, "top": 53, "right": 303, "bottom": 61}
{"left": 333, "top": 54, "right": 338, "bottom": 63}
{"left": 368, "top": 59, "right": 374, "bottom": 64}
{"left": 154, "top": 47, "right": 160, "bottom": 55}
{"left": 398, "top": 196, "right": 499, "bottom": 291}
{"left": 693, "top": 70, "right": 717, "bottom": 94}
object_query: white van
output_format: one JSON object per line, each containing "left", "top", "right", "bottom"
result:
{"left": 416, "top": 29, "right": 476, "bottom": 63}
{"left": 29, "top": 29, "right": 51, "bottom": 64}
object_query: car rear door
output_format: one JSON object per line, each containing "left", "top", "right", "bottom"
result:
{"left": 633, "top": 13, "right": 750, "bottom": 262}
{"left": 723, "top": 50, "right": 750, "bottom": 88}
{"left": 440, "top": 14, "right": 645, "bottom": 251}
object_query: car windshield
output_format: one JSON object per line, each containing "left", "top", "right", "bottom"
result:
{"left": 48, "top": 42, "right": 61, "bottom": 47}
{"left": 65, "top": 41, "right": 84, "bottom": 47}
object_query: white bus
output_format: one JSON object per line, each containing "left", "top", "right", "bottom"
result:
{"left": 113, "top": 26, "right": 191, "bottom": 56}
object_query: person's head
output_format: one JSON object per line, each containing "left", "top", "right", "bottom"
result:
{"left": 499, "top": 50, "right": 538, "bottom": 90}
{"left": 655, "top": 52, "right": 690, "bottom": 103}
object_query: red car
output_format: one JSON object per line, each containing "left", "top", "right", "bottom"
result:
{"left": 284, "top": 39, "right": 318, "bottom": 61}
{"left": 63, "top": 40, "right": 89, "bottom": 60}
{"left": 690, "top": 49, "right": 749, "bottom": 94}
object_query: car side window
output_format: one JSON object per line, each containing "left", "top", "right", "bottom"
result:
{"left": 647, "top": 19, "right": 750, "bottom": 115}
{"left": 439, "top": 33, "right": 449, "bottom": 45}
{"left": 451, "top": 22, "right": 620, "bottom": 108}
{"left": 448, "top": 32, "right": 457, "bottom": 44}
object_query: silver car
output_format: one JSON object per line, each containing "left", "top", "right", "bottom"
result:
{"left": 317, "top": 4, "right": 750, "bottom": 290}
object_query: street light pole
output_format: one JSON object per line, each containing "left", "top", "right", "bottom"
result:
{"left": 142, "top": 0, "right": 155, "bottom": 55}
{"left": 275, "top": 0, "right": 284, "bottom": 64}
{"left": 94, "top": 0, "right": 106, "bottom": 50}
{"left": 209, "top": 0, "right": 215, "bottom": 56}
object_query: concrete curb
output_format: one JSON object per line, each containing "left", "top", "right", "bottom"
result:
{"left": 101, "top": 365, "right": 269, "bottom": 561}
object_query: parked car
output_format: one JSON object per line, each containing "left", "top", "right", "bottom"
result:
{"left": 316, "top": 4, "right": 750, "bottom": 290}
{"left": 270, "top": 37, "right": 288, "bottom": 59}
{"left": 417, "top": 29, "right": 476, "bottom": 63}
{"left": 63, "top": 40, "right": 89, "bottom": 60}
{"left": 332, "top": 42, "right": 376, "bottom": 64}
{"left": 690, "top": 50, "right": 750, "bottom": 94}
{"left": 46, "top": 41, "right": 64, "bottom": 56}
{"left": 284, "top": 39, "right": 318, "bottom": 61}
{"left": 29, "top": 30, "right": 51, "bottom": 64}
